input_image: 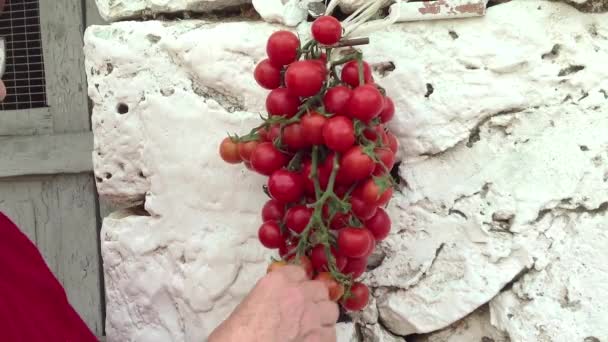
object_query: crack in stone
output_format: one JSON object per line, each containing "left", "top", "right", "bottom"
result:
{"left": 533, "top": 201, "right": 608, "bottom": 223}
{"left": 467, "top": 108, "right": 526, "bottom": 147}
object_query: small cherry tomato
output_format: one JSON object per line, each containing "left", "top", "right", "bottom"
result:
{"left": 315, "top": 272, "right": 345, "bottom": 302}
{"left": 341, "top": 60, "right": 373, "bottom": 87}
{"left": 338, "top": 227, "right": 374, "bottom": 258}
{"left": 282, "top": 122, "right": 309, "bottom": 150}
{"left": 261, "top": 199, "right": 285, "bottom": 222}
{"left": 323, "top": 116, "right": 355, "bottom": 153}
{"left": 285, "top": 205, "right": 313, "bottom": 234}
{"left": 360, "top": 178, "right": 393, "bottom": 206}
{"left": 338, "top": 146, "right": 375, "bottom": 183}
{"left": 285, "top": 61, "right": 326, "bottom": 97}
{"left": 350, "top": 195, "right": 378, "bottom": 221}
{"left": 219, "top": 137, "right": 242, "bottom": 164}
{"left": 387, "top": 132, "right": 399, "bottom": 153}
{"left": 300, "top": 112, "right": 327, "bottom": 146}
{"left": 342, "top": 282, "right": 370, "bottom": 311}
{"left": 323, "top": 86, "right": 352, "bottom": 116}
{"left": 346, "top": 85, "right": 384, "bottom": 122}
{"left": 373, "top": 147, "right": 396, "bottom": 175}
{"left": 379, "top": 96, "right": 395, "bottom": 123}
{"left": 266, "top": 88, "right": 301, "bottom": 118}
{"left": 342, "top": 257, "right": 367, "bottom": 279}
{"left": 311, "top": 16, "right": 342, "bottom": 45}
{"left": 250, "top": 142, "right": 288, "bottom": 176}
{"left": 365, "top": 208, "right": 391, "bottom": 241}
{"left": 310, "top": 244, "right": 347, "bottom": 272}
{"left": 267, "top": 30, "right": 299, "bottom": 67}
{"left": 254, "top": 59, "right": 282, "bottom": 89}
{"left": 238, "top": 140, "right": 259, "bottom": 162}
{"left": 258, "top": 221, "right": 283, "bottom": 249}
{"left": 268, "top": 169, "right": 304, "bottom": 203}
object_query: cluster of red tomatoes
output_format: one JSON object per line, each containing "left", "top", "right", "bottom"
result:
{"left": 219, "top": 15, "right": 399, "bottom": 312}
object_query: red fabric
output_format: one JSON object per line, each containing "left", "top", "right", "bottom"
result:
{"left": 0, "top": 212, "right": 98, "bottom": 342}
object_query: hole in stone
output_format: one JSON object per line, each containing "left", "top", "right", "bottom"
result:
{"left": 138, "top": 171, "right": 145, "bottom": 178}
{"left": 449, "top": 30, "right": 459, "bottom": 39}
{"left": 372, "top": 61, "right": 396, "bottom": 77}
{"left": 558, "top": 65, "right": 585, "bottom": 77}
{"left": 580, "top": 145, "right": 589, "bottom": 151}
{"left": 487, "top": 0, "right": 512, "bottom": 7}
{"left": 106, "top": 62, "right": 114, "bottom": 75}
{"left": 104, "top": 173, "right": 113, "bottom": 180}
{"left": 118, "top": 162, "right": 125, "bottom": 170}
{"left": 542, "top": 44, "right": 561, "bottom": 59}
{"left": 117, "top": 103, "right": 129, "bottom": 115}
{"left": 161, "top": 88, "right": 175, "bottom": 96}
{"left": 95, "top": 177, "right": 103, "bottom": 182}
{"left": 424, "top": 83, "right": 434, "bottom": 98}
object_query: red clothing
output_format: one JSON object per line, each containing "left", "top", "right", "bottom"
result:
{"left": 0, "top": 212, "right": 97, "bottom": 342}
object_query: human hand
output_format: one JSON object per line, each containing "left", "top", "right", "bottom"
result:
{"left": 208, "top": 265, "right": 339, "bottom": 342}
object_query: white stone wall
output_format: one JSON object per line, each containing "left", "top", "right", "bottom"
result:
{"left": 86, "top": 1, "right": 608, "bottom": 341}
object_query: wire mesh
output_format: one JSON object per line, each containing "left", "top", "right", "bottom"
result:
{"left": 0, "top": 0, "right": 47, "bottom": 110}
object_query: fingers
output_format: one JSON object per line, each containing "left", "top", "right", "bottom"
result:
{"left": 317, "top": 301, "right": 339, "bottom": 326}
{"left": 300, "top": 280, "right": 330, "bottom": 303}
{"left": 276, "top": 265, "right": 307, "bottom": 283}
{"left": 303, "top": 327, "right": 337, "bottom": 342}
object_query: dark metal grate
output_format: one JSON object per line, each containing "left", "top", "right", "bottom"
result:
{"left": 0, "top": 0, "right": 47, "bottom": 110}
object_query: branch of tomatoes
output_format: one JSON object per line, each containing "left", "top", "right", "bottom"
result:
{"left": 218, "top": 15, "right": 400, "bottom": 312}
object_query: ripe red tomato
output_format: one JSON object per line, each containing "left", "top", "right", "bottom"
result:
{"left": 268, "top": 170, "right": 304, "bottom": 203}
{"left": 360, "top": 178, "right": 393, "bottom": 206}
{"left": 365, "top": 208, "right": 391, "bottom": 241}
{"left": 379, "top": 97, "right": 395, "bottom": 123}
{"left": 301, "top": 159, "right": 330, "bottom": 195}
{"left": 219, "top": 137, "right": 242, "bottom": 164}
{"left": 266, "top": 88, "right": 301, "bottom": 117}
{"left": 266, "top": 30, "right": 299, "bottom": 67}
{"left": 238, "top": 140, "right": 259, "bottom": 162}
{"left": 338, "top": 146, "right": 375, "bottom": 183}
{"left": 341, "top": 60, "right": 373, "bottom": 87}
{"left": 387, "top": 132, "right": 399, "bottom": 153}
{"left": 329, "top": 211, "right": 351, "bottom": 230}
{"left": 373, "top": 147, "right": 396, "bottom": 175}
{"left": 288, "top": 255, "right": 314, "bottom": 279}
{"left": 254, "top": 59, "right": 282, "bottom": 89}
{"left": 258, "top": 221, "right": 283, "bottom": 249}
{"left": 323, "top": 116, "right": 355, "bottom": 153}
{"left": 250, "top": 142, "right": 288, "bottom": 176}
{"left": 257, "top": 126, "right": 270, "bottom": 142}
{"left": 363, "top": 125, "right": 389, "bottom": 146}
{"left": 261, "top": 199, "right": 285, "bottom": 222}
{"left": 315, "top": 272, "right": 345, "bottom": 302}
{"left": 346, "top": 85, "right": 384, "bottom": 122}
{"left": 310, "top": 244, "right": 347, "bottom": 272}
{"left": 311, "top": 16, "right": 342, "bottom": 45}
{"left": 342, "top": 257, "right": 367, "bottom": 279}
{"left": 363, "top": 230, "right": 376, "bottom": 257}
{"left": 267, "top": 260, "right": 287, "bottom": 273}
{"left": 342, "top": 282, "right": 370, "bottom": 311}
{"left": 285, "top": 205, "right": 313, "bottom": 234}
{"left": 285, "top": 61, "right": 326, "bottom": 97}
{"left": 300, "top": 112, "right": 327, "bottom": 146}
{"left": 350, "top": 195, "right": 378, "bottom": 220}
{"left": 283, "top": 122, "right": 309, "bottom": 150}
{"left": 323, "top": 86, "right": 352, "bottom": 116}
{"left": 338, "top": 227, "right": 374, "bottom": 258}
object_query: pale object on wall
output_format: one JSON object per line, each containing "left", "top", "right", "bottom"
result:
{"left": 251, "top": 0, "right": 309, "bottom": 26}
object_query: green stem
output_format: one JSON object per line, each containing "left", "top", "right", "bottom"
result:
{"left": 356, "top": 52, "right": 364, "bottom": 86}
